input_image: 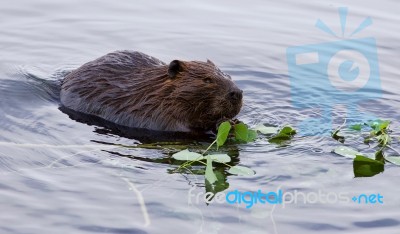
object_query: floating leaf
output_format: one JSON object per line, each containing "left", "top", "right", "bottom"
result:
{"left": 234, "top": 123, "right": 258, "bottom": 142}
{"left": 247, "top": 129, "right": 258, "bottom": 142}
{"left": 377, "top": 134, "right": 391, "bottom": 146}
{"left": 268, "top": 125, "right": 296, "bottom": 144}
{"left": 378, "top": 120, "right": 390, "bottom": 131}
{"left": 353, "top": 155, "right": 384, "bottom": 177}
{"left": 207, "top": 154, "right": 231, "bottom": 163}
{"left": 375, "top": 150, "right": 385, "bottom": 163}
{"left": 268, "top": 135, "right": 291, "bottom": 144}
{"left": 216, "top": 121, "right": 231, "bottom": 148}
{"left": 172, "top": 149, "right": 204, "bottom": 161}
{"left": 363, "top": 137, "right": 372, "bottom": 144}
{"left": 333, "top": 146, "right": 360, "bottom": 158}
{"left": 205, "top": 155, "right": 217, "bottom": 184}
{"left": 332, "top": 129, "right": 345, "bottom": 143}
{"left": 254, "top": 124, "right": 279, "bottom": 135}
{"left": 234, "top": 123, "right": 249, "bottom": 142}
{"left": 280, "top": 126, "right": 296, "bottom": 135}
{"left": 367, "top": 119, "right": 382, "bottom": 129}
{"left": 228, "top": 165, "right": 255, "bottom": 176}
{"left": 368, "top": 119, "right": 390, "bottom": 131}
{"left": 350, "top": 124, "right": 362, "bottom": 131}
{"left": 386, "top": 156, "right": 400, "bottom": 166}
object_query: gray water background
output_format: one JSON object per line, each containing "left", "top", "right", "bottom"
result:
{"left": 1, "top": 0, "right": 400, "bottom": 233}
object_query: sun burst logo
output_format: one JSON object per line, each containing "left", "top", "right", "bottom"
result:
{"left": 316, "top": 7, "right": 373, "bottom": 38}
{"left": 286, "top": 7, "right": 381, "bottom": 136}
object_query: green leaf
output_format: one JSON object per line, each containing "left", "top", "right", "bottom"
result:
{"left": 350, "top": 124, "right": 362, "bottom": 131}
{"left": 247, "top": 129, "right": 258, "bottom": 142}
{"left": 280, "top": 126, "right": 296, "bottom": 135}
{"left": 332, "top": 129, "right": 345, "bottom": 143}
{"left": 216, "top": 121, "right": 231, "bottom": 148}
{"left": 378, "top": 120, "right": 390, "bottom": 131}
{"left": 368, "top": 119, "right": 390, "bottom": 131}
{"left": 268, "top": 135, "right": 291, "bottom": 144}
{"left": 228, "top": 165, "right": 255, "bottom": 176}
{"left": 375, "top": 150, "right": 385, "bottom": 163}
{"left": 363, "top": 137, "right": 372, "bottom": 144}
{"left": 377, "top": 134, "right": 391, "bottom": 146}
{"left": 386, "top": 156, "right": 400, "bottom": 166}
{"left": 205, "top": 155, "right": 217, "bottom": 184}
{"left": 234, "top": 123, "right": 258, "bottom": 142}
{"left": 367, "top": 119, "right": 382, "bottom": 129}
{"left": 172, "top": 149, "right": 204, "bottom": 161}
{"left": 207, "top": 154, "right": 231, "bottom": 163}
{"left": 333, "top": 146, "right": 361, "bottom": 158}
{"left": 254, "top": 124, "right": 279, "bottom": 135}
{"left": 234, "top": 123, "right": 249, "bottom": 142}
{"left": 353, "top": 155, "right": 384, "bottom": 177}
{"left": 268, "top": 125, "right": 296, "bottom": 144}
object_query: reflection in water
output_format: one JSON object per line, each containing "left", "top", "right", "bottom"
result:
{"left": 59, "top": 106, "right": 214, "bottom": 144}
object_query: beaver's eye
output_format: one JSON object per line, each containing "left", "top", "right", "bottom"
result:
{"left": 203, "top": 78, "right": 213, "bottom": 83}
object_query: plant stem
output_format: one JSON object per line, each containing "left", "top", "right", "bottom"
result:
{"left": 203, "top": 139, "right": 217, "bottom": 155}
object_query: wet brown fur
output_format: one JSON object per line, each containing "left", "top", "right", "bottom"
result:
{"left": 60, "top": 51, "right": 242, "bottom": 132}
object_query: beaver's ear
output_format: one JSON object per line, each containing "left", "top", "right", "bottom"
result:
{"left": 207, "top": 59, "right": 216, "bottom": 66}
{"left": 168, "top": 60, "right": 184, "bottom": 78}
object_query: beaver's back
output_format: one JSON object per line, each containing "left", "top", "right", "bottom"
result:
{"left": 60, "top": 51, "right": 169, "bottom": 127}
{"left": 63, "top": 51, "right": 165, "bottom": 86}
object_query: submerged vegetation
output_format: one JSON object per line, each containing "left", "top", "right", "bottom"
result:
{"left": 332, "top": 119, "right": 400, "bottom": 177}
{"left": 171, "top": 121, "right": 296, "bottom": 188}
{"left": 169, "top": 117, "right": 399, "bottom": 191}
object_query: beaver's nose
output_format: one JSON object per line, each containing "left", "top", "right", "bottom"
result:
{"left": 229, "top": 89, "right": 243, "bottom": 101}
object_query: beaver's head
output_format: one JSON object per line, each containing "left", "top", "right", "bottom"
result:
{"left": 165, "top": 59, "right": 243, "bottom": 131}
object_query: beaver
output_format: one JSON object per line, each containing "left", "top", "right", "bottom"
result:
{"left": 60, "top": 51, "right": 243, "bottom": 132}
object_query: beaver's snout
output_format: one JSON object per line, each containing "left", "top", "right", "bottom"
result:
{"left": 228, "top": 88, "right": 243, "bottom": 102}
{"left": 222, "top": 87, "right": 243, "bottom": 120}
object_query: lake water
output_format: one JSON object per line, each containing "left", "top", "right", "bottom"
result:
{"left": 1, "top": 0, "right": 400, "bottom": 233}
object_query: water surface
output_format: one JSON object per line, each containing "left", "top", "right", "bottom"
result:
{"left": 1, "top": 0, "right": 400, "bottom": 233}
